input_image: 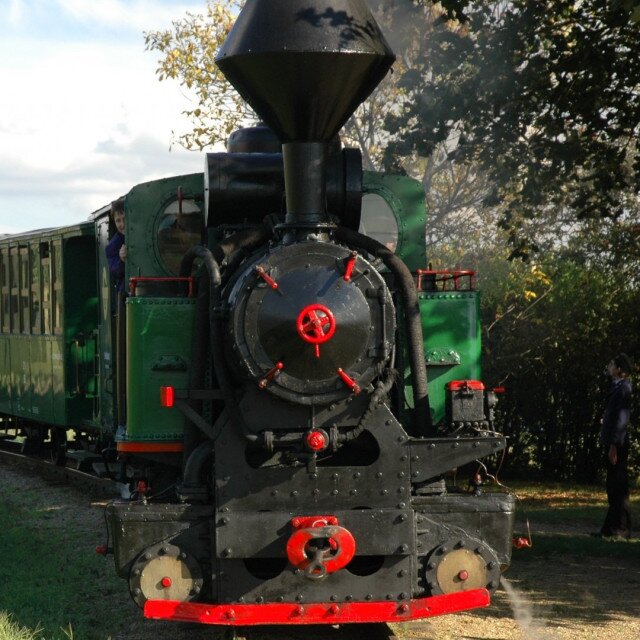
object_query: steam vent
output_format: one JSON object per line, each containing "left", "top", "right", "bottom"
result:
{"left": 216, "top": 0, "right": 396, "bottom": 143}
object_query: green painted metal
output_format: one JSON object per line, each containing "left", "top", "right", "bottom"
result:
{"left": 402, "top": 292, "right": 482, "bottom": 426}
{"left": 125, "top": 173, "right": 205, "bottom": 281}
{"left": 9, "top": 338, "right": 31, "bottom": 415}
{"left": 0, "top": 336, "right": 9, "bottom": 413}
{"left": 0, "top": 222, "right": 98, "bottom": 427}
{"left": 363, "top": 172, "right": 427, "bottom": 271}
{"left": 29, "top": 337, "right": 54, "bottom": 420}
{"left": 362, "top": 171, "right": 484, "bottom": 427}
{"left": 124, "top": 296, "right": 196, "bottom": 441}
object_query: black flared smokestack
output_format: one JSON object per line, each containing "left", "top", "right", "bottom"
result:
{"left": 216, "top": 0, "right": 395, "bottom": 225}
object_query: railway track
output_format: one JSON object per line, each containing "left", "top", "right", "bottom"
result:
{"left": 0, "top": 446, "right": 122, "bottom": 497}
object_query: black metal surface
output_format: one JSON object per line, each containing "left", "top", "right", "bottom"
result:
{"left": 227, "top": 125, "right": 281, "bottom": 153}
{"left": 446, "top": 386, "right": 486, "bottom": 424}
{"left": 215, "top": 509, "right": 414, "bottom": 559}
{"left": 106, "top": 501, "right": 214, "bottom": 576}
{"left": 283, "top": 142, "right": 327, "bottom": 221}
{"left": 226, "top": 241, "right": 395, "bottom": 405}
{"left": 213, "top": 402, "right": 410, "bottom": 511}
{"left": 412, "top": 492, "right": 516, "bottom": 567}
{"left": 204, "top": 146, "right": 363, "bottom": 228}
{"left": 409, "top": 436, "right": 507, "bottom": 483}
{"left": 216, "top": 556, "right": 412, "bottom": 605}
{"left": 216, "top": 0, "right": 395, "bottom": 143}
{"left": 205, "top": 152, "right": 284, "bottom": 225}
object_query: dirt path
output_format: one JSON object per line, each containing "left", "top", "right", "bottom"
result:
{"left": 1, "top": 463, "right": 638, "bottom": 640}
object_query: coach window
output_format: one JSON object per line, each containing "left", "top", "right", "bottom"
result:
{"left": 359, "top": 193, "right": 399, "bottom": 252}
{"left": 30, "top": 244, "right": 41, "bottom": 334}
{"left": 40, "top": 242, "right": 51, "bottom": 334}
{"left": 52, "top": 241, "right": 63, "bottom": 335}
{"left": 10, "top": 247, "right": 19, "bottom": 333}
{"left": 156, "top": 199, "right": 203, "bottom": 275}
{"left": 19, "top": 247, "right": 30, "bottom": 334}
{"left": 0, "top": 249, "right": 9, "bottom": 333}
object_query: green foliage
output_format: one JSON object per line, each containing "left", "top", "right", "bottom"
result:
{"left": 0, "top": 501, "right": 124, "bottom": 640}
{"left": 476, "top": 220, "right": 640, "bottom": 481}
{"left": 144, "top": 0, "right": 253, "bottom": 149}
{"left": 387, "top": 0, "right": 640, "bottom": 251}
{"left": 0, "top": 613, "right": 42, "bottom": 640}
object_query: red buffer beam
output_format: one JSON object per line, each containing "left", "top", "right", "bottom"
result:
{"left": 145, "top": 589, "right": 490, "bottom": 626}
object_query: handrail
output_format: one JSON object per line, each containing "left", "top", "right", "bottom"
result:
{"left": 415, "top": 269, "right": 476, "bottom": 292}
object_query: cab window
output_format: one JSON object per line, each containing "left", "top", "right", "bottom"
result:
{"left": 359, "top": 193, "right": 399, "bottom": 252}
{"left": 156, "top": 199, "right": 203, "bottom": 275}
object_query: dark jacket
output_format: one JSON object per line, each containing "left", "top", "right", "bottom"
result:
{"left": 600, "top": 378, "right": 632, "bottom": 447}
{"left": 106, "top": 232, "right": 125, "bottom": 292}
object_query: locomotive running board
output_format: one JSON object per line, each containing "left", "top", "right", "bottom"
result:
{"left": 144, "top": 588, "right": 490, "bottom": 625}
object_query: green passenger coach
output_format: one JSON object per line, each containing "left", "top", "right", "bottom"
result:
{"left": 0, "top": 224, "right": 99, "bottom": 452}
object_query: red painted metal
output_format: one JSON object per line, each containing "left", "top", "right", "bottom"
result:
{"left": 258, "top": 361, "right": 284, "bottom": 389}
{"left": 305, "top": 430, "right": 327, "bottom": 452}
{"left": 286, "top": 522, "right": 356, "bottom": 576}
{"left": 343, "top": 251, "right": 358, "bottom": 282}
{"left": 117, "top": 441, "right": 183, "bottom": 453}
{"left": 161, "top": 577, "right": 173, "bottom": 588}
{"left": 492, "top": 386, "right": 506, "bottom": 394}
{"left": 160, "top": 386, "right": 175, "bottom": 407}
{"left": 337, "top": 368, "right": 361, "bottom": 394}
{"left": 144, "top": 589, "right": 491, "bottom": 625}
{"left": 415, "top": 269, "right": 476, "bottom": 292}
{"left": 129, "top": 276, "right": 195, "bottom": 297}
{"left": 95, "top": 545, "right": 108, "bottom": 555}
{"left": 296, "top": 304, "right": 336, "bottom": 358}
{"left": 447, "top": 380, "right": 485, "bottom": 391}
{"left": 513, "top": 536, "right": 532, "bottom": 549}
{"left": 255, "top": 265, "right": 279, "bottom": 290}
{"left": 291, "top": 516, "right": 338, "bottom": 529}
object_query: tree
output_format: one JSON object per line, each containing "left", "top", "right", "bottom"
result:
{"left": 144, "top": 0, "right": 253, "bottom": 150}
{"left": 386, "top": 0, "right": 640, "bottom": 254}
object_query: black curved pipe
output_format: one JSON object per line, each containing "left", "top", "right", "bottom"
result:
{"left": 179, "top": 246, "right": 252, "bottom": 441}
{"left": 334, "top": 227, "right": 433, "bottom": 435}
{"left": 181, "top": 440, "right": 214, "bottom": 489}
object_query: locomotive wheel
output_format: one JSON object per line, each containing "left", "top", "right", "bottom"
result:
{"left": 423, "top": 537, "right": 501, "bottom": 595}
{"left": 129, "top": 542, "right": 203, "bottom": 608}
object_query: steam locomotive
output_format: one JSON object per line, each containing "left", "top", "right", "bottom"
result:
{"left": 0, "top": 0, "right": 515, "bottom": 629}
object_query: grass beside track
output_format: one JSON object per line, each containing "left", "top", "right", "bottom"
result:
{"left": 509, "top": 480, "right": 640, "bottom": 561}
{"left": 0, "top": 489, "right": 124, "bottom": 640}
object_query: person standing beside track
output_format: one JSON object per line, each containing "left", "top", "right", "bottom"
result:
{"left": 597, "top": 353, "right": 633, "bottom": 539}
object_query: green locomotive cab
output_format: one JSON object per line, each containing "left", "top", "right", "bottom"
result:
{"left": 112, "top": 167, "right": 485, "bottom": 455}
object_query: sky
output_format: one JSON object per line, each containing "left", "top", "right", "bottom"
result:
{"left": 0, "top": 0, "right": 212, "bottom": 234}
